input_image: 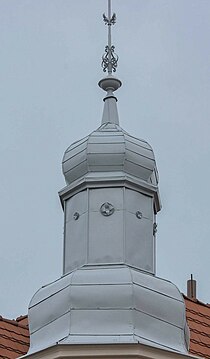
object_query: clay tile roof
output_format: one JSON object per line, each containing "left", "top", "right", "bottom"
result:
{"left": 0, "top": 315, "right": 29, "bottom": 359}
{"left": 184, "top": 295, "right": 210, "bottom": 359}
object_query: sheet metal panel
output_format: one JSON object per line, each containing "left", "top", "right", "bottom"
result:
{"left": 65, "top": 191, "right": 88, "bottom": 223}
{"left": 72, "top": 266, "right": 131, "bottom": 285}
{"left": 87, "top": 153, "right": 124, "bottom": 167}
{"left": 64, "top": 136, "right": 89, "bottom": 152}
{"left": 125, "top": 213, "right": 154, "bottom": 273}
{"left": 70, "top": 283, "right": 132, "bottom": 309}
{"left": 87, "top": 136, "right": 124, "bottom": 143}
{"left": 64, "top": 160, "right": 87, "bottom": 184}
{"left": 89, "top": 188, "right": 124, "bottom": 211}
{"left": 125, "top": 188, "right": 153, "bottom": 219}
{"left": 131, "top": 269, "right": 183, "bottom": 301}
{"left": 28, "top": 312, "right": 70, "bottom": 354}
{"left": 88, "top": 210, "right": 124, "bottom": 264}
{"left": 60, "top": 335, "right": 136, "bottom": 344}
{"left": 124, "top": 159, "right": 153, "bottom": 181}
{"left": 125, "top": 138, "right": 154, "bottom": 159}
{"left": 90, "top": 137, "right": 124, "bottom": 143}
{"left": 88, "top": 164, "right": 123, "bottom": 172}
{"left": 131, "top": 335, "right": 173, "bottom": 350}
{"left": 134, "top": 310, "right": 184, "bottom": 353}
{"left": 90, "top": 132, "right": 123, "bottom": 139}
{"left": 70, "top": 309, "right": 133, "bottom": 335}
{"left": 124, "top": 134, "right": 152, "bottom": 150}
{"left": 64, "top": 213, "right": 88, "bottom": 273}
{"left": 126, "top": 149, "right": 155, "bottom": 171}
{"left": 62, "top": 150, "right": 87, "bottom": 173}
{"left": 63, "top": 186, "right": 155, "bottom": 275}
{"left": 88, "top": 187, "right": 124, "bottom": 266}
{"left": 87, "top": 142, "right": 125, "bottom": 153}
{"left": 29, "top": 273, "right": 72, "bottom": 307}
{"left": 63, "top": 141, "right": 88, "bottom": 163}
{"left": 133, "top": 283, "right": 185, "bottom": 328}
{"left": 29, "top": 286, "right": 71, "bottom": 334}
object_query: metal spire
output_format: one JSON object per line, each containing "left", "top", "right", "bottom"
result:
{"left": 102, "top": 0, "right": 118, "bottom": 74}
{"left": 99, "top": 0, "right": 121, "bottom": 125}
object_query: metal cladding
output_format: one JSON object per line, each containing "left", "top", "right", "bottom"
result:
{"left": 62, "top": 74, "right": 158, "bottom": 189}
{"left": 27, "top": 66, "right": 190, "bottom": 359}
{"left": 62, "top": 122, "right": 159, "bottom": 186}
{"left": 63, "top": 187, "right": 156, "bottom": 275}
{"left": 61, "top": 115, "right": 161, "bottom": 277}
{"left": 61, "top": 95, "right": 161, "bottom": 276}
{"left": 28, "top": 265, "right": 189, "bottom": 354}
{"left": 27, "top": 2, "right": 190, "bottom": 356}
{"left": 26, "top": 66, "right": 190, "bottom": 359}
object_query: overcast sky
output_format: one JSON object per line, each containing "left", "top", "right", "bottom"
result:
{"left": 0, "top": 0, "right": 210, "bottom": 319}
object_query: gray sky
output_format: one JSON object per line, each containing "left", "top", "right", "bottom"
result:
{"left": 0, "top": 0, "right": 210, "bottom": 319}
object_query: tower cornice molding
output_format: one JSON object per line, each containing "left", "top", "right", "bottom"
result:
{"left": 59, "top": 173, "right": 161, "bottom": 213}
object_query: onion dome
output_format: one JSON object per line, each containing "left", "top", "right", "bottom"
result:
{"left": 62, "top": 76, "right": 159, "bottom": 189}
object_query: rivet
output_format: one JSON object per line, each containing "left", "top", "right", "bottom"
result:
{"left": 73, "top": 212, "right": 80, "bottom": 220}
{"left": 136, "top": 211, "right": 142, "bottom": 219}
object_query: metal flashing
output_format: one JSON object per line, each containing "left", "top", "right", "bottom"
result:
{"left": 27, "top": 266, "right": 189, "bottom": 355}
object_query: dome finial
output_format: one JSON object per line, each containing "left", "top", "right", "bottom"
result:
{"left": 101, "top": 0, "right": 118, "bottom": 74}
{"left": 99, "top": 0, "right": 121, "bottom": 125}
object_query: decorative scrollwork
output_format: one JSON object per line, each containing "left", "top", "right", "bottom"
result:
{"left": 100, "top": 202, "right": 115, "bottom": 216}
{"left": 101, "top": 45, "right": 118, "bottom": 73}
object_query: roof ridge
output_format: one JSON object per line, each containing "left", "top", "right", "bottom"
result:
{"left": 16, "top": 315, "right": 27, "bottom": 322}
{"left": 0, "top": 316, "right": 28, "bottom": 329}
{"left": 183, "top": 294, "right": 210, "bottom": 308}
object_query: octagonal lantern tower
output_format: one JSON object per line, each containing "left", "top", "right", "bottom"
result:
{"left": 26, "top": 1, "right": 189, "bottom": 357}
{"left": 60, "top": 12, "right": 161, "bottom": 276}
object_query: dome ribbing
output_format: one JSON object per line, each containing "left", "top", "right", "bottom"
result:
{"left": 62, "top": 123, "right": 159, "bottom": 187}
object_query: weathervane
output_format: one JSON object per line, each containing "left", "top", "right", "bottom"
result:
{"left": 102, "top": 0, "right": 118, "bottom": 74}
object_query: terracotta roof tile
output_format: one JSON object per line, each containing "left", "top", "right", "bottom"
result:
{"left": 184, "top": 295, "right": 210, "bottom": 359}
{"left": 0, "top": 316, "right": 29, "bottom": 359}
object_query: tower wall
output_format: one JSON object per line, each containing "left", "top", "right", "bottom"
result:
{"left": 63, "top": 187, "right": 155, "bottom": 275}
